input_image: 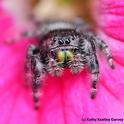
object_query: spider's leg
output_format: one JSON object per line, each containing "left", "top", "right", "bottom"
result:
{"left": 5, "top": 22, "right": 46, "bottom": 43}
{"left": 96, "top": 38, "right": 114, "bottom": 69}
{"left": 4, "top": 28, "right": 41, "bottom": 44}
{"left": 89, "top": 53, "right": 99, "bottom": 99}
{"left": 25, "top": 51, "right": 32, "bottom": 87}
{"left": 26, "top": 45, "right": 45, "bottom": 110}
{"left": 78, "top": 36, "right": 99, "bottom": 98}
{"left": 88, "top": 34, "right": 114, "bottom": 69}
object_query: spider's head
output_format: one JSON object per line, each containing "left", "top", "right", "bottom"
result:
{"left": 47, "top": 29, "right": 80, "bottom": 63}
{"left": 48, "top": 30, "right": 80, "bottom": 49}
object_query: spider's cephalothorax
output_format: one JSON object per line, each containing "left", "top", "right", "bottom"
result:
{"left": 24, "top": 19, "right": 114, "bottom": 109}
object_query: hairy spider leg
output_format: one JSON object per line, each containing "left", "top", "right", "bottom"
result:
{"left": 26, "top": 45, "right": 44, "bottom": 110}
{"left": 73, "top": 18, "right": 114, "bottom": 69}
{"left": 93, "top": 36, "right": 114, "bottom": 69}
{"left": 83, "top": 33, "right": 115, "bottom": 69}
{"left": 78, "top": 36, "right": 99, "bottom": 98}
{"left": 89, "top": 53, "right": 99, "bottom": 99}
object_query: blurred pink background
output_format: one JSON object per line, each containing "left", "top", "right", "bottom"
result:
{"left": 0, "top": 0, "right": 124, "bottom": 124}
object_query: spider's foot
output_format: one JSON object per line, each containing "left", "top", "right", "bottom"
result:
{"left": 109, "top": 58, "right": 115, "bottom": 69}
{"left": 33, "top": 90, "right": 42, "bottom": 110}
{"left": 90, "top": 88, "right": 97, "bottom": 99}
{"left": 34, "top": 102, "right": 40, "bottom": 110}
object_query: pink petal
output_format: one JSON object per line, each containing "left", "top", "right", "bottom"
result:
{"left": 98, "top": 0, "right": 124, "bottom": 42}
{"left": 0, "top": 1, "right": 124, "bottom": 124}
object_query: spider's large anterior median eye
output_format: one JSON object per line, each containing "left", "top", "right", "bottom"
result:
{"left": 66, "top": 50, "right": 74, "bottom": 60}
{"left": 57, "top": 51, "right": 65, "bottom": 62}
{"left": 57, "top": 50, "right": 74, "bottom": 62}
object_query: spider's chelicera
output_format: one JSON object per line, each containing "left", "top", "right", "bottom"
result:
{"left": 23, "top": 19, "right": 114, "bottom": 109}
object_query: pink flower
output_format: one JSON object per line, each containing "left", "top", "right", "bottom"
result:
{"left": 0, "top": 0, "right": 124, "bottom": 124}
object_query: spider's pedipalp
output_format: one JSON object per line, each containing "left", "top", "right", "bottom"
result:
{"left": 69, "top": 53, "right": 84, "bottom": 74}
{"left": 47, "top": 58, "right": 63, "bottom": 77}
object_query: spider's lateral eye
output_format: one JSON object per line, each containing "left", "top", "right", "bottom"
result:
{"left": 72, "top": 37, "right": 74, "bottom": 40}
{"left": 71, "top": 37, "right": 75, "bottom": 40}
{"left": 70, "top": 35, "right": 75, "bottom": 41}
{"left": 58, "top": 40, "right": 64, "bottom": 45}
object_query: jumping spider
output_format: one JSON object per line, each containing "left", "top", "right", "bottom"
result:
{"left": 23, "top": 19, "right": 114, "bottom": 109}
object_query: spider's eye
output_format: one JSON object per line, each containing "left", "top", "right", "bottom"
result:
{"left": 71, "top": 37, "right": 75, "bottom": 40}
{"left": 58, "top": 40, "right": 64, "bottom": 45}
{"left": 57, "top": 51, "right": 65, "bottom": 62}
{"left": 57, "top": 50, "right": 74, "bottom": 62}
{"left": 65, "top": 39, "right": 71, "bottom": 44}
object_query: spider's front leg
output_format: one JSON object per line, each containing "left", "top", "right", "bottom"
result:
{"left": 78, "top": 38, "right": 99, "bottom": 98}
{"left": 86, "top": 33, "right": 115, "bottom": 69}
{"left": 25, "top": 45, "right": 45, "bottom": 110}
{"left": 96, "top": 37, "right": 114, "bottom": 69}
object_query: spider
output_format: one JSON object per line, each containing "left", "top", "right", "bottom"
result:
{"left": 23, "top": 18, "right": 114, "bottom": 109}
